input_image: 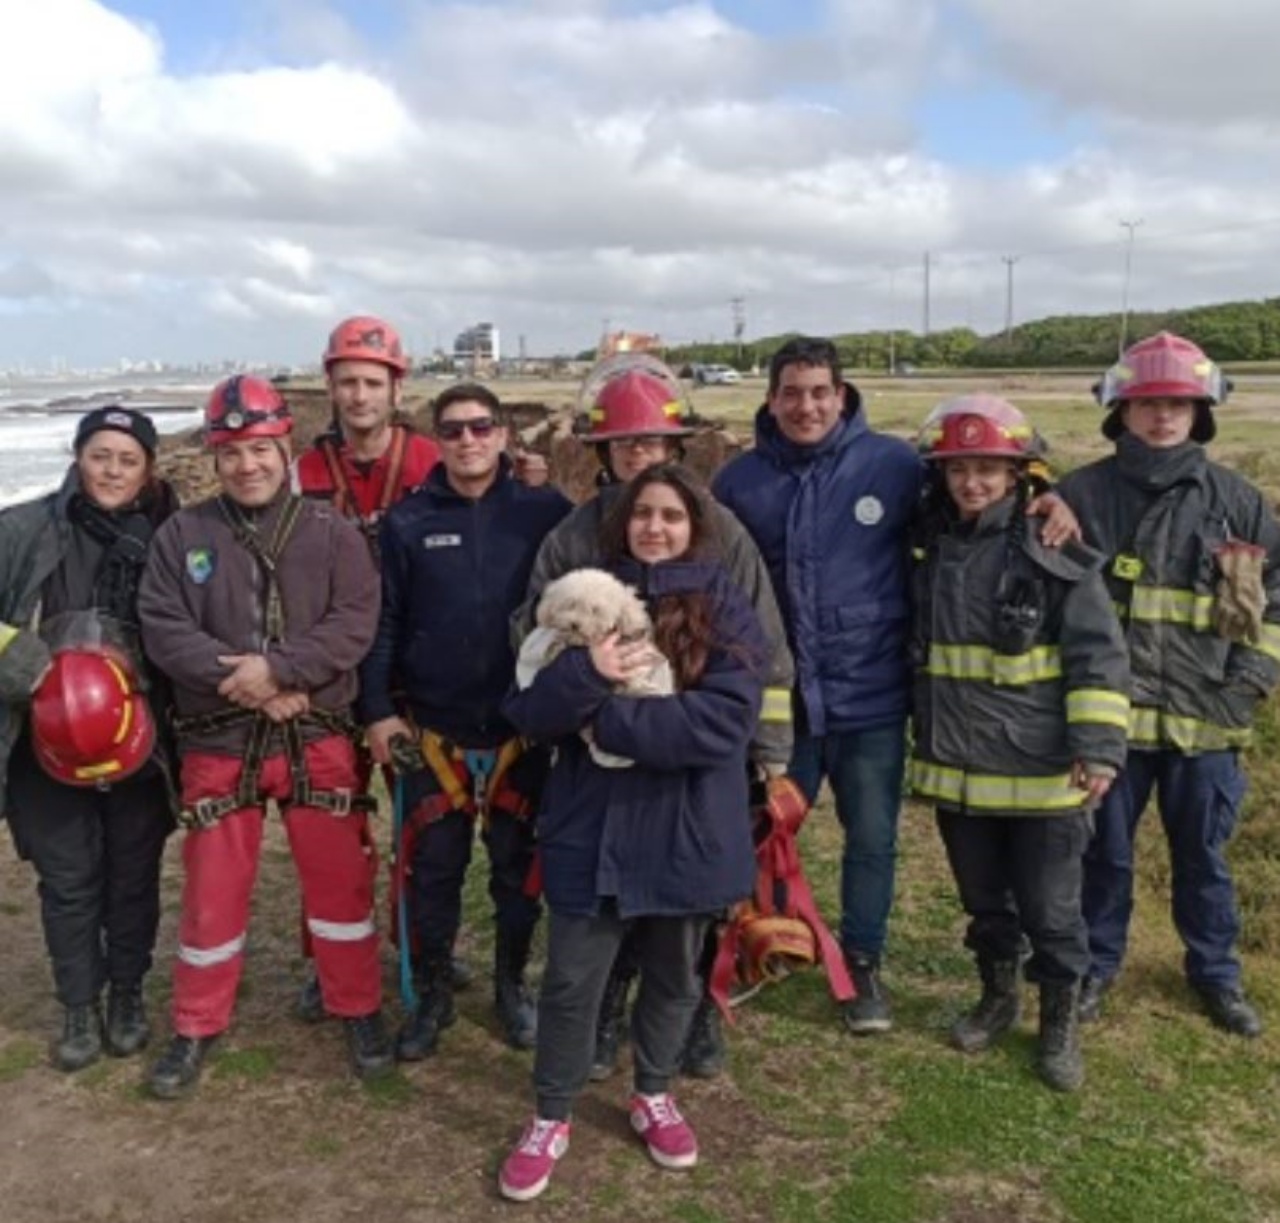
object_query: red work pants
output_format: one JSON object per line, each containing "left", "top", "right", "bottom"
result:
{"left": 171, "top": 734, "right": 381, "bottom": 1037}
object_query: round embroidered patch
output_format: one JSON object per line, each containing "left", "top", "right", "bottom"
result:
{"left": 854, "top": 495, "right": 884, "bottom": 525}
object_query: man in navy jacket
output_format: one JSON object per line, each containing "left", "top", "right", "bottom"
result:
{"left": 360, "top": 384, "right": 571, "bottom": 1058}
{"left": 713, "top": 337, "right": 921, "bottom": 1034}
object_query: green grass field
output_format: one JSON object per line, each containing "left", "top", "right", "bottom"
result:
{"left": 0, "top": 370, "right": 1276, "bottom": 1222}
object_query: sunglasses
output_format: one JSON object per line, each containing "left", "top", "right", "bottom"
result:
{"left": 436, "top": 416, "right": 499, "bottom": 441}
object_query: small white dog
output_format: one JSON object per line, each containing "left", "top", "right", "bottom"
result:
{"left": 516, "top": 568, "right": 674, "bottom": 768}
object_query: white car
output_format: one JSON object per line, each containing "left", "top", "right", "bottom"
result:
{"left": 696, "top": 364, "right": 741, "bottom": 386}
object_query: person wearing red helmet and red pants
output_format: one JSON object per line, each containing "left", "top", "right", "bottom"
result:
{"left": 908, "top": 395, "right": 1129, "bottom": 1091}
{"left": 139, "top": 376, "right": 390, "bottom": 1098}
{"left": 0, "top": 404, "right": 177, "bottom": 1072}
{"left": 1059, "top": 333, "right": 1280, "bottom": 1039}
{"left": 291, "top": 316, "right": 547, "bottom": 1023}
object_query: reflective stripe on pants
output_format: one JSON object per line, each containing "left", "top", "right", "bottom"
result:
{"left": 171, "top": 734, "right": 380, "bottom": 1037}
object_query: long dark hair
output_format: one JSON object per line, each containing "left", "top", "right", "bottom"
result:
{"left": 600, "top": 464, "right": 717, "bottom": 688}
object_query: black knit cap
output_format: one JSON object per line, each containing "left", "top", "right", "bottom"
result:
{"left": 74, "top": 405, "right": 159, "bottom": 458}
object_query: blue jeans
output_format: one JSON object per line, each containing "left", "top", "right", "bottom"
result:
{"left": 1082, "top": 749, "right": 1245, "bottom": 990}
{"left": 789, "top": 720, "right": 906, "bottom": 961}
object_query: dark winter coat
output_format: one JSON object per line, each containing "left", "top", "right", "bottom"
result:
{"left": 1, "top": 467, "right": 178, "bottom": 813}
{"left": 361, "top": 461, "right": 572, "bottom": 745}
{"left": 1058, "top": 437, "right": 1280, "bottom": 751}
{"left": 503, "top": 559, "right": 763, "bottom": 918}
{"left": 909, "top": 497, "right": 1130, "bottom": 817}
{"left": 514, "top": 479, "right": 795, "bottom": 765}
{"left": 712, "top": 391, "right": 922, "bottom": 735}
{"left": 139, "top": 490, "right": 378, "bottom": 753}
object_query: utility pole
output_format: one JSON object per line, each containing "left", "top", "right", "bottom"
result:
{"left": 1002, "top": 255, "right": 1020, "bottom": 343}
{"left": 1118, "top": 218, "right": 1144, "bottom": 356}
{"left": 922, "top": 251, "right": 931, "bottom": 338}
{"left": 887, "top": 267, "right": 897, "bottom": 374}
{"left": 730, "top": 296, "right": 746, "bottom": 362}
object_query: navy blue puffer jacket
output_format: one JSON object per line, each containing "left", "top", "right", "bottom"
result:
{"left": 713, "top": 393, "right": 922, "bottom": 734}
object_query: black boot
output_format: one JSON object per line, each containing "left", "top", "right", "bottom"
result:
{"left": 589, "top": 965, "right": 633, "bottom": 1081}
{"left": 105, "top": 982, "right": 151, "bottom": 1057}
{"left": 295, "top": 970, "right": 325, "bottom": 1024}
{"left": 148, "top": 1034, "right": 216, "bottom": 1100}
{"left": 345, "top": 1011, "right": 394, "bottom": 1080}
{"left": 680, "top": 997, "right": 726, "bottom": 1079}
{"left": 395, "top": 959, "right": 456, "bottom": 1061}
{"left": 1077, "top": 975, "right": 1111, "bottom": 1024}
{"left": 448, "top": 952, "right": 474, "bottom": 992}
{"left": 950, "top": 959, "right": 1020, "bottom": 1054}
{"left": 1037, "top": 982, "right": 1084, "bottom": 1092}
{"left": 841, "top": 953, "right": 893, "bottom": 1035}
{"left": 1196, "top": 985, "right": 1264, "bottom": 1039}
{"left": 495, "top": 925, "right": 538, "bottom": 1051}
{"left": 53, "top": 1002, "right": 103, "bottom": 1072}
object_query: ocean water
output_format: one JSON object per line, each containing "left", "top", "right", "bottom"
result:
{"left": 0, "top": 377, "right": 208, "bottom": 507}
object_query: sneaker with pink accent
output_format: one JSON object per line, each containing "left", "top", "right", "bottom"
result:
{"left": 498, "top": 1117, "right": 571, "bottom": 1202}
{"left": 629, "top": 1092, "right": 699, "bottom": 1170}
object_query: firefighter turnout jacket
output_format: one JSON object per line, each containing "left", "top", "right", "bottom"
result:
{"left": 908, "top": 499, "right": 1130, "bottom": 816}
{"left": 1058, "top": 437, "right": 1280, "bottom": 753}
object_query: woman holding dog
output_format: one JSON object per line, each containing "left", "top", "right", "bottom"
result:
{"left": 516, "top": 353, "right": 794, "bottom": 1081}
{"left": 497, "top": 463, "right": 765, "bottom": 1202}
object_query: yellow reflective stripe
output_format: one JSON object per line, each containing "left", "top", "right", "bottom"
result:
{"left": 925, "top": 643, "right": 1062, "bottom": 686}
{"left": 0, "top": 624, "right": 18, "bottom": 654}
{"left": 1066, "top": 688, "right": 1130, "bottom": 728}
{"left": 1127, "top": 706, "right": 1252, "bottom": 751}
{"left": 1129, "top": 586, "right": 1215, "bottom": 630}
{"left": 1245, "top": 623, "right": 1280, "bottom": 664}
{"left": 908, "top": 759, "right": 1085, "bottom": 812}
{"left": 759, "top": 688, "right": 792, "bottom": 724}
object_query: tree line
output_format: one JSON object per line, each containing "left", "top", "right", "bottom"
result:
{"left": 656, "top": 297, "right": 1280, "bottom": 372}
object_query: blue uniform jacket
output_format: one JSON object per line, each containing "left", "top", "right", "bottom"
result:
{"left": 360, "top": 462, "right": 571, "bottom": 744}
{"left": 502, "top": 559, "right": 763, "bottom": 918}
{"left": 712, "top": 391, "right": 922, "bottom": 734}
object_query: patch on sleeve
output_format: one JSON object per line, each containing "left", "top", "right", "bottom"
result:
{"left": 185, "top": 547, "right": 216, "bottom": 584}
{"left": 853, "top": 495, "right": 884, "bottom": 526}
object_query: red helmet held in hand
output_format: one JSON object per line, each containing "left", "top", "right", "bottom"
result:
{"left": 323, "top": 315, "right": 409, "bottom": 376}
{"left": 31, "top": 649, "right": 155, "bottom": 787}
{"left": 204, "top": 375, "right": 293, "bottom": 447}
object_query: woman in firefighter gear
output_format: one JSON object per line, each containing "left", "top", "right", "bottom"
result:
{"left": 909, "top": 395, "right": 1129, "bottom": 1092}
{"left": 515, "top": 354, "right": 795, "bottom": 1081}
{"left": 359, "top": 383, "right": 571, "bottom": 1060}
{"left": 1058, "top": 332, "right": 1280, "bottom": 1039}
{"left": 0, "top": 405, "right": 177, "bottom": 1072}
{"left": 137, "top": 376, "right": 391, "bottom": 1099}
{"left": 498, "top": 464, "right": 765, "bottom": 1202}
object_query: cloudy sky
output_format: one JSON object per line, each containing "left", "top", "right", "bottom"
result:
{"left": 3, "top": 0, "right": 1279, "bottom": 369}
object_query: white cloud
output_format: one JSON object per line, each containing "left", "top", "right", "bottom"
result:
{"left": 2, "top": 0, "right": 1279, "bottom": 369}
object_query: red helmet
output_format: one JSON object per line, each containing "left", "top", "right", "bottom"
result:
{"left": 31, "top": 649, "right": 155, "bottom": 787}
{"left": 1095, "top": 332, "right": 1227, "bottom": 442}
{"left": 917, "top": 394, "right": 1042, "bottom": 462}
{"left": 204, "top": 375, "right": 292, "bottom": 447}
{"left": 581, "top": 355, "right": 694, "bottom": 441}
{"left": 323, "top": 315, "right": 409, "bottom": 376}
